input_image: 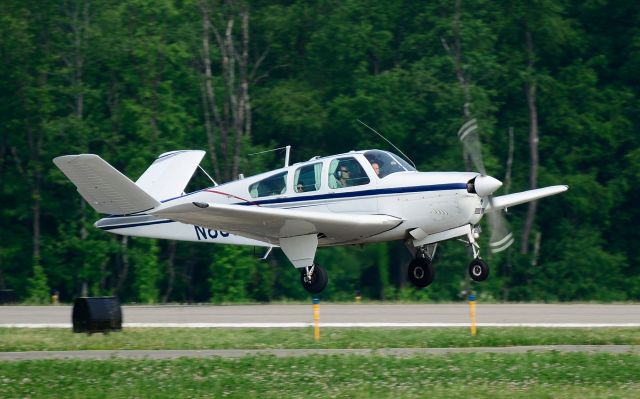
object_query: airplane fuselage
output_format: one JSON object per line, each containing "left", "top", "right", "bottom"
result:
{"left": 95, "top": 150, "right": 483, "bottom": 247}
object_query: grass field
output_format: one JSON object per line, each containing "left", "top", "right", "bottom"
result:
{"left": 1, "top": 352, "right": 640, "bottom": 398}
{"left": 1, "top": 328, "right": 639, "bottom": 398}
{"left": 0, "top": 327, "right": 639, "bottom": 351}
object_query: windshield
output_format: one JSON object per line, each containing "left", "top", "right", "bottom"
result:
{"left": 363, "top": 150, "right": 416, "bottom": 178}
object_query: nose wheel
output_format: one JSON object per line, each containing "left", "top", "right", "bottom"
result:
{"left": 300, "top": 264, "right": 328, "bottom": 293}
{"left": 468, "top": 258, "right": 489, "bottom": 282}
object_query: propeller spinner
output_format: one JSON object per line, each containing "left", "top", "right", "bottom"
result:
{"left": 467, "top": 175, "right": 502, "bottom": 197}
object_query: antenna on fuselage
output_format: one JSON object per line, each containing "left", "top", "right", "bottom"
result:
{"left": 248, "top": 145, "right": 292, "bottom": 167}
{"left": 356, "top": 119, "right": 417, "bottom": 169}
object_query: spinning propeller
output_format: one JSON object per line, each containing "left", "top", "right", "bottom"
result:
{"left": 458, "top": 119, "right": 514, "bottom": 253}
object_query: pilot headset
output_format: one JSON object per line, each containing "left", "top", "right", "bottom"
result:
{"left": 335, "top": 166, "right": 348, "bottom": 179}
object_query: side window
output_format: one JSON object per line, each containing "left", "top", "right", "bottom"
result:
{"left": 328, "top": 157, "right": 370, "bottom": 189}
{"left": 248, "top": 172, "right": 288, "bottom": 198}
{"left": 294, "top": 163, "right": 322, "bottom": 193}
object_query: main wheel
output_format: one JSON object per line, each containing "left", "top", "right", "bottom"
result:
{"left": 468, "top": 258, "right": 489, "bottom": 282}
{"left": 300, "top": 264, "right": 328, "bottom": 293}
{"left": 408, "top": 257, "right": 435, "bottom": 288}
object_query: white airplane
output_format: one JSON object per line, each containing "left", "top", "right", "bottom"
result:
{"left": 53, "top": 143, "right": 568, "bottom": 294}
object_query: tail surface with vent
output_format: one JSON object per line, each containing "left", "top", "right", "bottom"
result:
{"left": 53, "top": 154, "right": 160, "bottom": 215}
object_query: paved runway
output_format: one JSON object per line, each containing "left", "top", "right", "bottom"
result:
{"left": 2, "top": 304, "right": 638, "bottom": 360}
{"left": 1, "top": 304, "right": 639, "bottom": 327}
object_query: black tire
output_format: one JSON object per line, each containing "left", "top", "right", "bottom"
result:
{"left": 300, "top": 264, "right": 328, "bottom": 293}
{"left": 408, "top": 257, "right": 435, "bottom": 288}
{"left": 468, "top": 258, "right": 489, "bottom": 282}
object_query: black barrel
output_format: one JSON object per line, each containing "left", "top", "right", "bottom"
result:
{"left": 0, "top": 289, "right": 17, "bottom": 305}
{"left": 72, "top": 296, "right": 122, "bottom": 333}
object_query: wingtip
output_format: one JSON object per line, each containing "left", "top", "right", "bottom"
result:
{"left": 52, "top": 154, "right": 98, "bottom": 165}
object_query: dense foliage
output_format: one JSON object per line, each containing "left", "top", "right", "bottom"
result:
{"left": 1, "top": 0, "right": 638, "bottom": 303}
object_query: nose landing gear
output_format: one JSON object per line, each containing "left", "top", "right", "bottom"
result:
{"left": 465, "top": 226, "right": 490, "bottom": 282}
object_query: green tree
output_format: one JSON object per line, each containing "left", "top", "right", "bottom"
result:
{"left": 26, "top": 264, "right": 50, "bottom": 304}
{"left": 209, "top": 245, "right": 256, "bottom": 303}
{"left": 129, "top": 239, "right": 161, "bottom": 303}
{"left": 1, "top": 0, "right": 639, "bottom": 303}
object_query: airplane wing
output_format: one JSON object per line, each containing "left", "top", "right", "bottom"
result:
{"left": 486, "top": 185, "right": 569, "bottom": 211}
{"left": 150, "top": 202, "right": 404, "bottom": 245}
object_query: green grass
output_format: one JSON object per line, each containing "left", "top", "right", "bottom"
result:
{"left": 1, "top": 353, "right": 640, "bottom": 398}
{"left": 0, "top": 327, "right": 639, "bottom": 351}
{"left": 2, "top": 328, "right": 639, "bottom": 398}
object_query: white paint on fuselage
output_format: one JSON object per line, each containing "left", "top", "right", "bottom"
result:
{"left": 353, "top": 171, "right": 481, "bottom": 244}
{"left": 95, "top": 215, "right": 270, "bottom": 247}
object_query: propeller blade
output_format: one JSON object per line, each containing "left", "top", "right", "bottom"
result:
{"left": 487, "top": 197, "right": 514, "bottom": 253}
{"left": 458, "top": 119, "right": 514, "bottom": 253}
{"left": 457, "top": 118, "right": 485, "bottom": 175}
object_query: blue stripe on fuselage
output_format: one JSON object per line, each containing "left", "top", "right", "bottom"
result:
{"left": 235, "top": 183, "right": 468, "bottom": 206}
{"left": 161, "top": 183, "right": 467, "bottom": 206}
{"left": 99, "top": 219, "right": 175, "bottom": 231}
{"left": 100, "top": 182, "right": 467, "bottom": 229}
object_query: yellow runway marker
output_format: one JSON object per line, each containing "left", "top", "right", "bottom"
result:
{"left": 469, "top": 294, "right": 477, "bottom": 336}
{"left": 312, "top": 298, "right": 320, "bottom": 341}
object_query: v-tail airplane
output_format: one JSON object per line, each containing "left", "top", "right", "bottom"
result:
{"left": 54, "top": 139, "right": 567, "bottom": 294}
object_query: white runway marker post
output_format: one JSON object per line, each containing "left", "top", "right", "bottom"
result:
{"left": 469, "top": 294, "right": 477, "bottom": 336}
{"left": 312, "top": 297, "right": 320, "bottom": 342}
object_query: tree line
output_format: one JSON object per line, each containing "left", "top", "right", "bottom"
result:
{"left": 1, "top": 0, "right": 639, "bottom": 303}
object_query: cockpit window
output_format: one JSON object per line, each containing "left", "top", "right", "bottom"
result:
{"left": 248, "top": 171, "right": 288, "bottom": 198}
{"left": 364, "top": 150, "right": 415, "bottom": 178}
{"left": 294, "top": 163, "right": 322, "bottom": 193}
{"left": 328, "top": 157, "right": 370, "bottom": 189}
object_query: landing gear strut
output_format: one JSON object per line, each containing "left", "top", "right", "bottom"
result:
{"left": 300, "top": 263, "right": 328, "bottom": 293}
{"left": 465, "top": 226, "right": 490, "bottom": 282}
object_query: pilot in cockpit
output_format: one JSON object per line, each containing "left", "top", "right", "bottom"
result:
{"left": 336, "top": 165, "right": 350, "bottom": 187}
{"left": 370, "top": 161, "right": 380, "bottom": 176}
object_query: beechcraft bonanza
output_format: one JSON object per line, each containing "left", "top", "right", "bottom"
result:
{"left": 54, "top": 127, "right": 567, "bottom": 294}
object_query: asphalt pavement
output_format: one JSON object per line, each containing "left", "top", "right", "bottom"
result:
{"left": 1, "top": 303, "right": 639, "bottom": 326}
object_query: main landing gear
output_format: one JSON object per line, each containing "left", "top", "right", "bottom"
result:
{"left": 408, "top": 257, "right": 435, "bottom": 288}
{"left": 408, "top": 244, "right": 437, "bottom": 288}
{"left": 300, "top": 263, "right": 328, "bottom": 293}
